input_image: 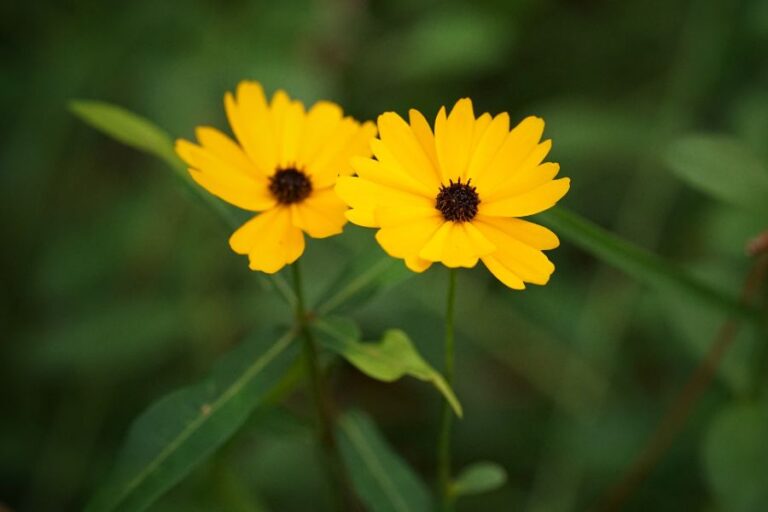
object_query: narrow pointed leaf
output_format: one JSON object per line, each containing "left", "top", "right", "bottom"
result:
{"left": 664, "top": 135, "right": 768, "bottom": 217}
{"left": 314, "top": 318, "right": 462, "bottom": 416}
{"left": 451, "top": 461, "right": 507, "bottom": 497}
{"left": 69, "top": 99, "right": 243, "bottom": 229}
{"left": 538, "top": 207, "right": 757, "bottom": 321}
{"left": 337, "top": 410, "right": 432, "bottom": 512}
{"left": 69, "top": 100, "right": 179, "bottom": 170}
{"left": 85, "top": 329, "right": 299, "bottom": 512}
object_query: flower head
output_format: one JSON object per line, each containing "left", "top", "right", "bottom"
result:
{"left": 176, "top": 81, "right": 376, "bottom": 273}
{"left": 336, "top": 98, "right": 570, "bottom": 289}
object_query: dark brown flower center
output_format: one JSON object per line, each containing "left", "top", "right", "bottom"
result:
{"left": 435, "top": 178, "right": 479, "bottom": 222}
{"left": 269, "top": 168, "right": 312, "bottom": 204}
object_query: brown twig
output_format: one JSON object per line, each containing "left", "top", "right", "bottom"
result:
{"left": 595, "top": 251, "right": 768, "bottom": 512}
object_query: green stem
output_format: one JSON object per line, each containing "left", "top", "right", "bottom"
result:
{"left": 438, "top": 268, "right": 458, "bottom": 511}
{"left": 291, "top": 262, "right": 349, "bottom": 511}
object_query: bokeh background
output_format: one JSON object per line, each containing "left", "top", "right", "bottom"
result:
{"left": 2, "top": 0, "right": 767, "bottom": 510}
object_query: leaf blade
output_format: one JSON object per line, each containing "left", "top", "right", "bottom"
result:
{"left": 85, "top": 329, "right": 299, "bottom": 512}
{"left": 451, "top": 461, "right": 507, "bottom": 497}
{"left": 337, "top": 410, "right": 433, "bottom": 512}
{"left": 664, "top": 135, "right": 768, "bottom": 217}
{"left": 314, "top": 318, "right": 462, "bottom": 416}
{"left": 538, "top": 207, "right": 757, "bottom": 321}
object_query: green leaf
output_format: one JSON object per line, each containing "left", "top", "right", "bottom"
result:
{"left": 451, "top": 461, "right": 507, "bottom": 497}
{"left": 664, "top": 135, "right": 768, "bottom": 217}
{"left": 315, "top": 247, "right": 411, "bottom": 316}
{"left": 336, "top": 410, "right": 432, "bottom": 512}
{"left": 85, "top": 329, "right": 299, "bottom": 512}
{"left": 69, "top": 99, "right": 243, "bottom": 230}
{"left": 703, "top": 401, "right": 768, "bottom": 512}
{"left": 538, "top": 207, "right": 757, "bottom": 322}
{"left": 69, "top": 100, "right": 179, "bottom": 169}
{"left": 314, "top": 318, "right": 462, "bottom": 416}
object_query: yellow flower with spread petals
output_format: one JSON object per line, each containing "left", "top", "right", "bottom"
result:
{"left": 336, "top": 98, "right": 570, "bottom": 289}
{"left": 176, "top": 81, "right": 376, "bottom": 273}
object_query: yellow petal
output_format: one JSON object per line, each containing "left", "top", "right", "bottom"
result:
{"left": 377, "top": 112, "right": 440, "bottom": 189}
{"left": 309, "top": 120, "right": 376, "bottom": 188}
{"left": 375, "top": 216, "right": 444, "bottom": 259}
{"left": 345, "top": 207, "right": 377, "bottom": 228}
{"left": 435, "top": 99, "right": 475, "bottom": 183}
{"left": 479, "top": 178, "right": 570, "bottom": 217}
{"left": 177, "top": 139, "right": 274, "bottom": 211}
{"left": 225, "top": 81, "right": 277, "bottom": 173}
{"left": 419, "top": 222, "right": 479, "bottom": 268}
{"left": 375, "top": 205, "right": 441, "bottom": 228}
{"left": 370, "top": 138, "right": 436, "bottom": 196}
{"left": 249, "top": 223, "right": 304, "bottom": 273}
{"left": 280, "top": 100, "right": 306, "bottom": 167}
{"left": 188, "top": 169, "right": 275, "bottom": 211}
{"left": 408, "top": 109, "right": 440, "bottom": 171}
{"left": 463, "top": 222, "right": 497, "bottom": 255}
{"left": 474, "top": 219, "right": 555, "bottom": 284}
{"left": 484, "top": 141, "right": 554, "bottom": 201}
{"left": 290, "top": 188, "right": 347, "bottom": 238}
{"left": 475, "top": 215, "right": 559, "bottom": 250}
{"left": 228, "top": 207, "right": 305, "bottom": 273}
{"left": 335, "top": 175, "right": 432, "bottom": 212}
{"left": 194, "top": 127, "right": 264, "bottom": 179}
{"left": 298, "top": 101, "right": 344, "bottom": 166}
{"left": 465, "top": 113, "right": 510, "bottom": 183}
{"left": 405, "top": 255, "right": 432, "bottom": 273}
{"left": 474, "top": 116, "right": 544, "bottom": 197}
{"left": 481, "top": 255, "right": 526, "bottom": 289}
{"left": 344, "top": 162, "right": 438, "bottom": 207}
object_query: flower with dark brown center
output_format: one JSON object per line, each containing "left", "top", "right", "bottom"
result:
{"left": 435, "top": 178, "right": 480, "bottom": 222}
{"left": 269, "top": 168, "right": 312, "bottom": 204}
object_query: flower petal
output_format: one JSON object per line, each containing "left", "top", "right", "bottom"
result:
{"left": 473, "top": 116, "right": 545, "bottom": 197}
{"left": 194, "top": 126, "right": 263, "bottom": 179}
{"left": 476, "top": 215, "right": 559, "bottom": 250}
{"left": 474, "top": 219, "right": 555, "bottom": 284}
{"left": 309, "top": 120, "right": 376, "bottom": 188}
{"left": 408, "top": 109, "right": 440, "bottom": 171}
{"left": 188, "top": 169, "right": 275, "bottom": 211}
{"left": 405, "top": 255, "right": 433, "bottom": 272}
{"left": 435, "top": 99, "right": 475, "bottom": 183}
{"left": 377, "top": 111, "right": 440, "bottom": 189}
{"left": 290, "top": 188, "right": 347, "bottom": 238}
{"left": 481, "top": 255, "right": 526, "bottom": 289}
{"left": 224, "top": 81, "right": 277, "bottom": 173}
{"left": 228, "top": 207, "right": 305, "bottom": 273}
{"left": 375, "top": 215, "right": 444, "bottom": 259}
{"left": 419, "top": 222, "right": 482, "bottom": 268}
{"left": 479, "top": 178, "right": 570, "bottom": 217}
{"left": 298, "top": 101, "right": 344, "bottom": 166}
{"left": 465, "top": 113, "right": 510, "bottom": 184}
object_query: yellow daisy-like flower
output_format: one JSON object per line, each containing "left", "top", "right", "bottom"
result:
{"left": 176, "top": 81, "right": 376, "bottom": 273}
{"left": 336, "top": 98, "right": 570, "bottom": 289}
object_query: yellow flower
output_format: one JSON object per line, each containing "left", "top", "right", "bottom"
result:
{"left": 176, "top": 81, "right": 376, "bottom": 273}
{"left": 336, "top": 98, "right": 570, "bottom": 289}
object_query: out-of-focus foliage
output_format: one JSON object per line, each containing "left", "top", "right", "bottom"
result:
{"left": 2, "top": 0, "right": 767, "bottom": 511}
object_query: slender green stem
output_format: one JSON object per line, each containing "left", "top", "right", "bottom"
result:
{"left": 438, "top": 268, "right": 458, "bottom": 511}
{"left": 291, "top": 262, "right": 350, "bottom": 511}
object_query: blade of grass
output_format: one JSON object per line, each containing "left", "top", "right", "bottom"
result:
{"left": 538, "top": 207, "right": 757, "bottom": 321}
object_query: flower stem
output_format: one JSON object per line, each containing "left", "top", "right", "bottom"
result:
{"left": 290, "top": 261, "right": 350, "bottom": 511}
{"left": 438, "top": 268, "right": 458, "bottom": 511}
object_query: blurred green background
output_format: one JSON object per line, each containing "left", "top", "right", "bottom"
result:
{"left": 2, "top": 0, "right": 768, "bottom": 510}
